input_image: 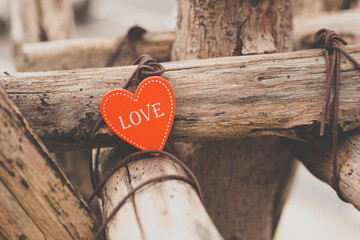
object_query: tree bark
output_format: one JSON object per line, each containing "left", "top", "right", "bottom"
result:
{"left": 97, "top": 148, "right": 223, "bottom": 240}
{"left": 10, "top": 0, "right": 75, "bottom": 49}
{"left": 172, "top": 0, "right": 296, "bottom": 239}
{"left": 2, "top": 44, "right": 360, "bottom": 151}
{"left": 0, "top": 83, "right": 99, "bottom": 239}
{"left": 294, "top": 0, "right": 359, "bottom": 15}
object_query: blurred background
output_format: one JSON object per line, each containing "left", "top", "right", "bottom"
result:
{"left": 1, "top": 0, "right": 360, "bottom": 239}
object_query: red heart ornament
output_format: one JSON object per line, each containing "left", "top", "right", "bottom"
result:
{"left": 101, "top": 76, "right": 175, "bottom": 151}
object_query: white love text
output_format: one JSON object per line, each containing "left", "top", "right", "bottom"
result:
{"left": 118, "top": 102, "right": 166, "bottom": 130}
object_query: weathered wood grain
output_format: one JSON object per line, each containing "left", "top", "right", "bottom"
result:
{"left": 285, "top": 131, "right": 360, "bottom": 211}
{"left": 294, "top": 9, "right": 360, "bottom": 50}
{"left": 99, "top": 149, "right": 223, "bottom": 240}
{"left": 2, "top": 44, "right": 360, "bottom": 151}
{"left": 16, "top": 32, "right": 174, "bottom": 72}
{"left": 172, "top": 0, "right": 296, "bottom": 239}
{"left": 10, "top": 0, "right": 75, "bottom": 49}
{"left": 0, "top": 83, "right": 100, "bottom": 239}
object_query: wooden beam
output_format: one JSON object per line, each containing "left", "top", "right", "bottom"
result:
{"left": 98, "top": 149, "right": 223, "bottom": 240}
{"left": 14, "top": 9, "right": 360, "bottom": 72}
{"left": 2, "top": 44, "right": 360, "bottom": 151}
{"left": 10, "top": 0, "right": 75, "bottom": 48}
{"left": 0, "top": 83, "right": 99, "bottom": 238}
{"left": 294, "top": 9, "right": 360, "bottom": 50}
{"left": 16, "top": 32, "right": 174, "bottom": 72}
{"left": 294, "top": 0, "right": 359, "bottom": 15}
{"left": 285, "top": 131, "right": 360, "bottom": 211}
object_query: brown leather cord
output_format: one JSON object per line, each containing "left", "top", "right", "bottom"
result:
{"left": 314, "top": 29, "right": 360, "bottom": 202}
{"left": 87, "top": 149, "right": 204, "bottom": 205}
{"left": 89, "top": 53, "right": 165, "bottom": 190}
{"left": 88, "top": 50, "right": 203, "bottom": 239}
{"left": 106, "top": 26, "right": 147, "bottom": 67}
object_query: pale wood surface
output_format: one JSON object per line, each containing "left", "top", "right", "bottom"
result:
{"left": 294, "top": 9, "right": 360, "bottom": 50}
{"left": 294, "top": 0, "right": 359, "bottom": 15}
{"left": 0, "top": 84, "right": 99, "bottom": 239}
{"left": 10, "top": 0, "right": 75, "bottom": 49}
{"left": 99, "top": 149, "right": 223, "bottom": 240}
{"left": 171, "top": 0, "right": 296, "bottom": 239}
{"left": 16, "top": 32, "right": 174, "bottom": 72}
{"left": 2, "top": 44, "right": 360, "bottom": 151}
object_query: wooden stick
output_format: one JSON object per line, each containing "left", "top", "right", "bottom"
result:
{"left": 10, "top": 0, "right": 75, "bottom": 48}
{"left": 2, "top": 44, "right": 360, "bottom": 151}
{"left": 98, "top": 149, "right": 223, "bottom": 240}
{"left": 0, "top": 84, "right": 100, "bottom": 239}
{"left": 16, "top": 32, "right": 174, "bottom": 72}
{"left": 285, "top": 132, "right": 360, "bottom": 211}
{"left": 294, "top": 0, "right": 359, "bottom": 15}
{"left": 294, "top": 9, "right": 360, "bottom": 50}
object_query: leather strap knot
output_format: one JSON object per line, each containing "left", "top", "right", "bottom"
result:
{"left": 314, "top": 28, "right": 347, "bottom": 51}
{"left": 314, "top": 29, "right": 360, "bottom": 203}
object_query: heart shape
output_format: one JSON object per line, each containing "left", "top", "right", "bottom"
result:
{"left": 101, "top": 76, "right": 175, "bottom": 151}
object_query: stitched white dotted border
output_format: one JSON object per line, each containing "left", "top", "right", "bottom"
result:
{"left": 102, "top": 78, "right": 174, "bottom": 150}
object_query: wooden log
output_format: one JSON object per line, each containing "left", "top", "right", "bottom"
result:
{"left": 294, "top": 9, "right": 360, "bottom": 50}
{"left": 0, "top": 84, "right": 99, "bottom": 238}
{"left": 294, "top": 0, "right": 359, "bottom": 15}
{"left": 285, "top": 131, "right": 360, "bottom": 211}
{"left": 2, "top": 44, "right": 360, "bottom": 151}
{"left": 14, "top": 8, "right": 360, "bottom": 71}
{"left": 172, "top": 0, "right": 295, "bottom": 239}
{"left": 10, "top": 0, "right": 75, "bottom": 49}
{"left": 16, "top": 32, "right": 174, "bottom": 72}
{"left": 98, "top": 148, "right": 223, "bottom": 240}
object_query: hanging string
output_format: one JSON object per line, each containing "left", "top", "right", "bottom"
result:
{"left": 89, "top": 53, "right": 165, "bottom": 190}
{"left": 88, "top": 49, "right": 203, "bottom": 239}
{"left": 314, "top": 29, "right": 360, "bottom": 202}
{"left": 88, "top": 150, "right": 203, "bottom": 240}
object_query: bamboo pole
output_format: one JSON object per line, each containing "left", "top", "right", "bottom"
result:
{"left": 1, "top": 44, "right": 360, "bottom": 150}
{"left": 97, "top": 148, "right": 223, "bottom": 240}
{"left": 14, "top": 8, "right": 360, "bottom": 72}
{"left": 0, "top": 83, "right": 99, "bottom": 239}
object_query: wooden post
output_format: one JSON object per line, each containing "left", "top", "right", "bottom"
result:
{"left": 172, "top": 0, "right": 296, "bottom": 239}
{"left": 0, "top": 83, "right": 99, "bottom": 239}
{"left": 10, "top": 0, "right": 75, "bottom": 49}
{"left": 2, "top": 44, "right": 360, "bottom": 150}
{"left": 97, "top": 148, "right": 223, "bottom": 239}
